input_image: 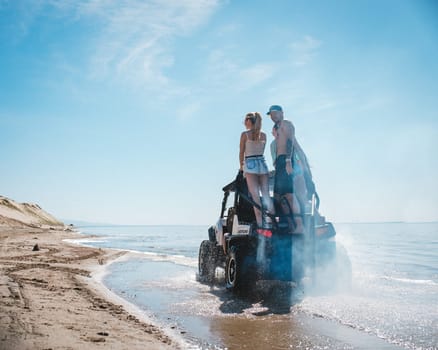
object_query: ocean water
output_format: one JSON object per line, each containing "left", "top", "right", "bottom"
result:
{"left": 72, "top": 223, "right": 438, "bottom": 349}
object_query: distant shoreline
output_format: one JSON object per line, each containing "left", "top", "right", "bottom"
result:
{"left": 66, "top": 220, "right": 438, "bottom": 227}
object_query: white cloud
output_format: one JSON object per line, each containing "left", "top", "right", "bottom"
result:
{"left": 203, "top": 48, "right": 277, "bottom": 93}
{"left": 237, "top": 63, "right": 276, "bottom": 91}
{"left": 176, "top": 102, "right": 201, "bottom": 121}
{"left": 78, "top": 0, "right": 222, "bottom": 87}
{"left": 202, "top": 48, "right": 239, "bottom": 88}
{"left": 290, "top": 35, "right": 322, "bottom": 66}
{"left": 7, "top": 0, "right": 221, "bottom": 89}
{"left": 0, "top": 1, "right": 45, "bottom": 41}
{"left": 301, "top": 98, "right": 337, "bottom": 114}
{"left": 200, "top": 35, "right": 321, "bottom": 95}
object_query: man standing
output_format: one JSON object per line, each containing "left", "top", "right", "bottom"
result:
{"left": 267, "top": 105, "right": 303, "bottom": 234}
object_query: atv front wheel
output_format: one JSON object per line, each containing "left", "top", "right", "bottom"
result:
{"left": 198, "top": 240, "right": 216, "bottom": 282}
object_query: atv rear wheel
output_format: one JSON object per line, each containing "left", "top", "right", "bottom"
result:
{"left": 225, "top": 246, "right": 245, "bottom": 290}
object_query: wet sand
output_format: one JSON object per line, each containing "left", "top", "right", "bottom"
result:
{"left": 102, "top": 258, "right": 404, "bottom": 349}
{"left": 0, "top": 225, "right": 179, "bottom": 349}
{"left": 206, "top": 309, "right": 402, "bottom": 349}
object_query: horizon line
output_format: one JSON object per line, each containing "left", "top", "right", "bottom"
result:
{"left": 64, "top": 219, "right": 438, "bottom": 227}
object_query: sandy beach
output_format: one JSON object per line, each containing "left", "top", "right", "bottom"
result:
{"left": 0, "top": 224, "right": 178, "bottom": 350}
{"left": 1, "top": 197, "right": 432, "bottom": 349}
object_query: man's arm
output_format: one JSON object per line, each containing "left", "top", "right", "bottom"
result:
{"left": 287, "top": 121, "right": 295, "bottom": 155}
{"left": 283, "top": 121, "right": 295, "bottom": 174}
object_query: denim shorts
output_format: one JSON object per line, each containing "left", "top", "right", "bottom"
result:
{"left": 244, "top": 155, "right": 269, "bottom": 175}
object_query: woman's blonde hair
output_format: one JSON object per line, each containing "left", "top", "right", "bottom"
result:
{"left": 245, "top": 112, "right": 262, "bottom": 140}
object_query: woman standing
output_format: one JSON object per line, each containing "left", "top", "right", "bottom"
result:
{"left": 239, "top": 112, "right": 274, "bottom": 228}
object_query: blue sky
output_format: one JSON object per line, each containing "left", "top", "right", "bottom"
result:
{"left": 1, "top": 0, "right": 437, "bottom": 224}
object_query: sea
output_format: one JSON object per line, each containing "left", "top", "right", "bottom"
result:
{"left": 69, "top": 222, "right": 438, "bottom": 350}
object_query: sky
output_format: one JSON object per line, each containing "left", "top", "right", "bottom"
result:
{"left": 0, "top": 0, "right": 437, "bottom": 225}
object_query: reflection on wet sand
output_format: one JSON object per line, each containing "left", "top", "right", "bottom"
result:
{"left": 205, "top": 281, "right": 402, "bottom": 350}
{"left": 211, "top": 280, "right": 302, "bottom": 316}
{"left": 204, "top": 282, "right": 316, "bottom": 349}
{"left": 210, "top": 315, "right": 318, "bottom": 350}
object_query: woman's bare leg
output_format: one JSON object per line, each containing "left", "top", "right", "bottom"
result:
{"left": 259, "top": 173, "right": 274, "bottom": 215}
{"left": 245, "top": 173, "right": 262, "bottom": 226}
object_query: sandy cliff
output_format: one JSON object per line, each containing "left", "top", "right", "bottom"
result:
{"left": 0, "top": 195, "right": 63, "bottom": 227}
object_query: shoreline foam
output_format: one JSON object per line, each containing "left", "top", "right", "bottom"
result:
{"left": 85, "top": 253, "right": 190, "bottom": 348}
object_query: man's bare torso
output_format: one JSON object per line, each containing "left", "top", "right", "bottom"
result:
{"left": 276, "top": 119, "right": 295, "bottom": 157}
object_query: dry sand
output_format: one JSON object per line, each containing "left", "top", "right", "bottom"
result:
{"left": 0, "top": 225, "right": 179, "bottom": 350}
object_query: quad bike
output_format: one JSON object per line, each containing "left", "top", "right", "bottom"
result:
{"left": 198, "top": 171, "right": 346, "bottom": 292}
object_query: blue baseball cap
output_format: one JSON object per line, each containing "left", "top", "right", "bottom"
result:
{"left": 266, "top": 105, "right": 283, "bottom": 115}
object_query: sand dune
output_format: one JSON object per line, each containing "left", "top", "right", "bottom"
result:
{"left": 0, "top": 196, "right": 63, "bottom": 227}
